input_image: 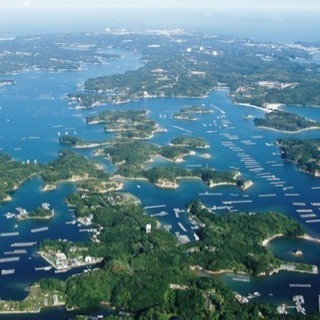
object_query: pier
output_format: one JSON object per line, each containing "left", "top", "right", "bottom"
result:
{"left": 11, "top": 242, "right": 37, "bottom": 247}
{"left": 306, "top": 219, "right": 320, "bottom": 223}
{"left": 144, "top": 204, "right": 166, "bottom": 210}
{"left": 4, "top": 250, "right": 27, "bottom": 255}
{"left": 222, "top": 200, "right": 253, "bottom": 204}
{"left": 150, "top": 211, "right": 168, "bottom": 217}
{"left": 178, "top": 222, "right": 187, "bottom": 232}
{"left": 30, "top": 227, "right": 49, "bottom": 233}
{"left": 0, "top": 257, "right": 20, "bottom": 263}
{"left": 1, "top": 269, "right": 15, "bottom": 275}
{"left": 258, "top": 194, "right": 276, "bottom": 198}
{"left": 0, "top": 232, "right": 19, "bottom": 237}
{"left": 289, "top": 284, "right": 311, "bottom": 288}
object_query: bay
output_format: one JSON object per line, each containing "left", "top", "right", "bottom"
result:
{"left": 1, "top": 45, "right": 320, "bottom": 317}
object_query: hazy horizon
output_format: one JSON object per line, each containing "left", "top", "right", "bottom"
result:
{"left": 0, "top": 1, "right": 319, "bottom": 43}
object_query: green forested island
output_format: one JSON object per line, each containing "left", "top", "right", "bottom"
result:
{"left": 170, "top": 136, "right": 209, "bottom": 149}
{"left": 254, "top": 109, "right": 320, "bottom": 132}
{"left": 1, "top": 189, "right": 312, "bottom": 318}
{"left": 86, "top": 109, "right": 162, "bottom": 139}
{"left": 59, "top": 135, "right": 111, "bottom": 149}
{"left": 277, "top": 138, "right": 320, "bottom": 176}
{"left": 40, "top": 150, "right": 110, "bottom": 190}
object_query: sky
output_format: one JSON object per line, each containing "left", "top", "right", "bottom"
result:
{"left": 0, "top": 0, "right": 319, "bottom": 42}
{"left": 0, "top": 0, "right": 319, "bottom": 10}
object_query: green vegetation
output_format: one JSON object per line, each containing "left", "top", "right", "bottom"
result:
{"left": 277, "top": 138, "right": 320, "bottom": 176}
{"left": 74, "top": 32, "right": 320, "bottom": 108}
{"left": 185, "top": 200, "right": 304, "bottom": 275}
{"left": 0, "top": 33, "right": 119, "bottom": 74}
{"left": 77, "top": 179, "right": 122, "bottom": 193}
{"left": 4, "top": 176, "right": 310, "bottom": 318}
{"left": 144, "top": 167, "right": 192, "bottom": 186}
{"left": 0, "top": 153, "right": 42, "bottom": 201}
{"left": 41, "top": 191, "right": 293, "bottom": 317}
{"left": 59, "top": 135, "right": 111, "bottom": 149}
{"left": 104, "top": 140, "right": 158, "bottom": 178}
{"left": 103, "top": 140, "right": 241, "bottom": 187}
{"left": 86, "top": 109, "right": 161, "bottom": 139}
{"left": 67, "top": 93, "right": 110, "bottom": 108}
{"left": 180, "top": 105, "right": 214, "bottom": 113}
{"left": 40, "top": 150, "right": 110, "bottom": 187}
{"left": 0, "top": 32, "right": 319, "bottom": 108}
{"left": 158, "top": 146, "right": 192, "bottom": 161}
{"left": 254, "top": 109, "right": 320, "bottom": 132}
{"left": 28, "top": 207, "right": 53, "bottom": 219}
{"left": 0, "top": 282, "right": 66, "bottom": 313}
{"left": 193, "top": 169, "right": 236, "bottom": 187}
{"left": 171, "top": 136, "right": 209, "bottom": 149}
{"left": 31, "top": 192, "right": 308, "bottom": 318}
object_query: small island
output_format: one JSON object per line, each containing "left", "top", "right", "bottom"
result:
{"left": 277, "top": 138, "right": 320, "bottom": 176}
{"left": 41, "top": 150, "right": 111, "bottom": 191}
{"left": 170, "top": 136, "right": 209, "bottom": 149}
{"left": 254, "top": 110, "right": 320, "bottom": 132}
{"left": 13, "top": 203, "right": 54, "bottom": 221}
{"left": 86, "top": 109, "right": 163, "bottom": 139}
{"left": 173, "top": 105, "right": 214, "bottom": 120}
{"left": 59, "top": 135, "right": 111, "bottom": 149}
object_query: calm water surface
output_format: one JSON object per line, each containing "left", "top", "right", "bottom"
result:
{"left": 1, "top": 47, "right": 320, "bottom": 316}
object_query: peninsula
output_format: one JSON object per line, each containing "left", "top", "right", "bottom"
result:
{"left": 254, "top": 110, "right": 320, "bottom": 132}
{"left": 277, "top": 138, "right": 320, "bottom": 176}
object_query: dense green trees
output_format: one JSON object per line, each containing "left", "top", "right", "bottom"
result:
{"left": 170, "top": 136, "right": 209, "bottom": 149}
{"left": 278, "top": 138, "right": 320, "bottom": 175}
{"left": 254, "top": 110, "right": 320, "bottom": 132}
{"left": 186, "top": 200, "right": 304, "bottom": 275}
{"left": 0, "top": 153, "right": 42, "bottom": 201}
{"left": 41, "top": 150, "right": 110, "bottom": 185}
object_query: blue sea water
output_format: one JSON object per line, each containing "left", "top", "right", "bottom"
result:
{"left": 1, "top": 43, "right": 320, "bottom": 318}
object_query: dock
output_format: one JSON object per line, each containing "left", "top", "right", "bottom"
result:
{"left": 144, "top": 204, "right": 166, "bottom": 210}
{"left": 0, "top": 257, "right": 20, "bottom": 263}
{"left": 178, "top": 222, "right": 187, "bottom": 232}
{"left": 150, "top": 211, "right": 168, "bottom": 217}
{"left": 289, "top": 284, "right": 311, "bottom": 288}
{"left": 11, "top": 242, "right": 37, "bottom": 247}
{"left": 306, "top": 219, "right": 320, "bottom": 223}
{"left": 1, "top": 269, "right": 15, "bottom": 275}
{"left": 0, "top": 232, "right": 19, "bottom": 237}
{"left": 30, "top": 227, "right": 49, "bottom": 233}
{"left": 258, "top": 194, "right": 276, "bottom": 198}
{"left": 4, "top": 250, "right": 27, "bottom": 255}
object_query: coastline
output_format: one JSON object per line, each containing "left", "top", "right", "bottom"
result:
{"left": 298, "top": 234, "right": 320, "bottom": 243}
{"left": 234, "top": 101, "right": 284, "bottom": 112}
{"left": 262, "top": 233, "right": 284, "bottom": 247}
{"left": 256, "top": 125, "right": 320, "bottom": 134}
